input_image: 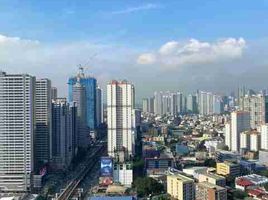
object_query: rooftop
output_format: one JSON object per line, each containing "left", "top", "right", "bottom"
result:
{"left": 168, "top": 173, "right": 194, "bottom": 182}
{"left": 197, "top": 181, "right": 226, "bottom": 191}
{"left": 237, "top": 174, "right": 268, "bottom": 185}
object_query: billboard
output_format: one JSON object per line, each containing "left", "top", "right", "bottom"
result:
{"left": 100, "top": 157, "right": 113, "bottom": 177}
{"left": 99, "top": 177, "right": 113, "bottom": 186}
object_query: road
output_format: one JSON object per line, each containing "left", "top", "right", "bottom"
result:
{"left": 55, "top": 142, "right": 106, "bottom": 200}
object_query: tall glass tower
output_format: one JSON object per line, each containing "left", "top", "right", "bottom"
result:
{"left": 68, "top": 67, "right": 97, "bottom": 129}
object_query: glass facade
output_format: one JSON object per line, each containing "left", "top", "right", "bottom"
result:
{"left": 68, "top": 76, "right": 97, "bottom": 129}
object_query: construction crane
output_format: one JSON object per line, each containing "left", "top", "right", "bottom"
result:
{"left": 77, "top": 53, "right": 98, "bottom": 76}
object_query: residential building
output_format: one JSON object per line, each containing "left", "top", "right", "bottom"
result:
{"left": 51, "top": 98, "right": 77, "bottom": 169}
{"left": 51, "top": 87, "right": 57, "bottom": 101}
{"left": 198, "top": 172, "right": 226, "bottom": 187}
{"left": 240, "top": 131, "right": 250, "bottom": 150}
{"left": 148, "top": 97, "right": 154, "bottom": 113}
{"left": 154, "top": 91, "right": 163, "bottom": 115}
{"left": 107, "top": 80, "right": 135, "bottom": 158}
{"left": 96, "top": 86, "right": 103, "bottom": 127}
{"left": 34, "top": 79, "right": 52, "bottom": 170}
{"left": 250, "top": 131, "right": 261, "bottom": 152}
{"left": 226, "top": 111, "right": 250, "bottom": 152}
{"left": 0, "top": 72, "right": 35, "bottom": 192}
{"left": 196, "top": 182, "right": 227, "bottom": 200}
{"left": 261, "top": 124, "right": 268, "bottom": 150}
{"left": 216, "top": 161, "right": 240, "bottom": 177}
{"left": 142, "top": 98, "right": 149, "bottom": 113}
{"left": 167, "top": 173, "right": 195, "bottom": 200}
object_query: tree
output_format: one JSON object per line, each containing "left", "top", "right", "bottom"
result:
{"left": 204, "top": 158, "right": 216, "bottom": 167}
{"left": 133, "top": 177, "right": 164, "bottom": 197}
{"left": 232, "top": 190, "right": 247, "bottom": 199}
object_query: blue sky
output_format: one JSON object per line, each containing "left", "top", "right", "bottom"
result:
{"left": 0, "top": 0, "right": 268, "bottom": 99}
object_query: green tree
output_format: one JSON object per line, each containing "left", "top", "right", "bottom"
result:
{"left": 204, "top": 158, "right": 216, "bottom": 167}
{"left": 133, "top": 177, "right": 164, "bottom": 197}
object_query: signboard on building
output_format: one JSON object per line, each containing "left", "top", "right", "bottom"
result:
{"left": 100, "top": 157, "right": 113, "bottom": 177}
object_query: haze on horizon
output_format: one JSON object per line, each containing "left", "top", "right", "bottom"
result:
{"left": 0, "top": 0, "right": 268, "bottom": 100}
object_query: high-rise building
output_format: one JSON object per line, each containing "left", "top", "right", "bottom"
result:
{"left": 261, "top": 124, "right": 268, "bottom": 150}
{"left": 167, "top": 173, "right": 195, "bottom": 200}
{"left": 170, "top": 93, "right": 178, "bottom": 116}
{"left": 51, "top": 98, "right": 77, "bottom": 169}
{"left": 96, "top": 86, "right": 103, "bottom": 127}
{"left": 196, "top": 182, "right": 227, "bottom": 200}
{"left": 154, "top": 91, "right": 163, "bottom": 115}
{"left": 187, "top": 94, "right": 197, "bottom": 113}
{"left": 240, "top": 131, "right": 250, "bottom": 150}
{"left": 142, "top": 98, "right": 149, "bottom": 113}
{"left": 241, "top": 94, "right": 268, "bottom": 128}
{"left": 0, "top": 72, "right": 35, "bottom": 192}
{"left": 107, "top": 80, "right": 135, "bottom": 158}
{"left": 250, "top": 132, "right": 261, "bottom": 152}
{"left": 224, "top": 123, "right": 231, "bottom": 150}
{"left": 148, "top": 97, "right": 154, "bottom": 113}
{"left": 226, "top": 111, "right": 250, "bottom": 152}
{"left": 51, "top": 87, "right": 57, "bottom": 101}
{"left": 34, "top": 79, "right": 52, "bottom": 170}
{"left": 72, "top": 77, "right": 88, "bottom": 148}
{"left": 68, "top": 67, "right": 97, "bottom": 129}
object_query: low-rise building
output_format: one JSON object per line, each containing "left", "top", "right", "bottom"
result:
{"left": 167, "top": 173, "right": 195, "bottom": 200}
{"left": 113, "top": 162, "right": 133, "bottom": 187}
{"left": 196, "top": 182, "right": 227, "bottom": 200}
{"left": 198, "top": 172, "right": 226, "bottom": 187}
{"left": 216, "top": 161, "right": 240, "bottom": 177}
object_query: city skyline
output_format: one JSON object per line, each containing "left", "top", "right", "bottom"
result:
{"left": 0, "top": 1, "right": 268, "bottom": 100}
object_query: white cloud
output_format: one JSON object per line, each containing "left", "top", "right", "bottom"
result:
{"left": 137, "top": 53, "right": 156, "bottom": 64}
{"left": 137, "top": 37, "right": 246, "bottom": 69}
{"left": 111, "top": 3, "right": 160, "bottom": 15}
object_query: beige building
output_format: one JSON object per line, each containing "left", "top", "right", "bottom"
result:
{"left": 216, "top": 161, "right": 240, "bottom": 177}
{"left": 198, "top": 172, "right": 226, "bottom": 187}
{"left": 196, "top": 182, "right": 227, "bottom": 200}
{"left": 167, "top": 174, "right": 195, "bottom": 200}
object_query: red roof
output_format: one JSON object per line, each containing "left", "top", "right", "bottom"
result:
{"left": 248, "top": 188, "right": 266, "bottom": 197}
{"left": 236, "top": 178, "right": 254, "bottom": 187}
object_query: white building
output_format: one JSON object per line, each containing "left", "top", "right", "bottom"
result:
{"left": 224, "top": 123, "right": 231, "bottom": 150}
{"left": 230, "top": 111, "right": 250, "bottom": 152}
{"left": 261, "top": 124, "right": 268, "bottom": 150}
{"left": 35, "top": 79, "right": 52, "bottom": 169}
{"left": 96, "top": 86, "right": 103, "bottom": 127}
{"left": 250, "top": 132, "right": 261, "bottom": 152}
{"left": 142, "top": 98, "right": 149, "bottom": 113}
{"left": 154, "top": 91, "right": 163, "bottom": 115}
{"left": 240, "top": 131, "right": 250, "bottom": 150}
{"left": 107, "top": 80, "right": 135, "bottom": 158}
{"left": 113, "top": 162, "right": 133, "bottom": 187}
{"left": 0, "top": 72, "right": 35, "bottom": 192}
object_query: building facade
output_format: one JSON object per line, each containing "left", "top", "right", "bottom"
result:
{"left": 167, "top": 174, "right": 195, "bottom": 200}
{"left": 0, "top": 72, "right": 35, "bottom": 192}
{"left": 68, "top": 67, "right": 97, "bottom": 129}
{"left": 34, "top": 79, "right": 52, "bottom": 170}
{"left": 107, "top": 80, "right": 135, "bottom": 158}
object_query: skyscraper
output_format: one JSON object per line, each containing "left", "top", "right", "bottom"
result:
{"left": 0, "top": 72, "right": 35, "bottom": 192}
{"left": 142, "top": 98, "right": 149, "bottom": 113}
{"left": 34, "top": 79, "right": 52, "bottom": 170}
{"left": 51, "top": 98, "right": 77, "bottom": 169}
{"left": 107, "top": 80, "right": 135, "bottom": 158}
{"left": 68, "top": 67, "right": 97, "bottom": 129}
{"left": 51, "top": 87, "right": 57, "bottom": 101}
{"left": 72, "top": 78, "right": 88, "bottom": 148}
{"left": 241, "top": 94, "right": 268, "bottom": 128}
{"left": 154, "top": 91, "right": 163, "bottom": 115}
{"left": 96, "top": 86, "right": 103, "bottom": 127}
{"left": 261, "top": 124, "right": 268, "bottom": 150}
{"left": 228, "top": 111, "right": 250, "bottom": 152}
